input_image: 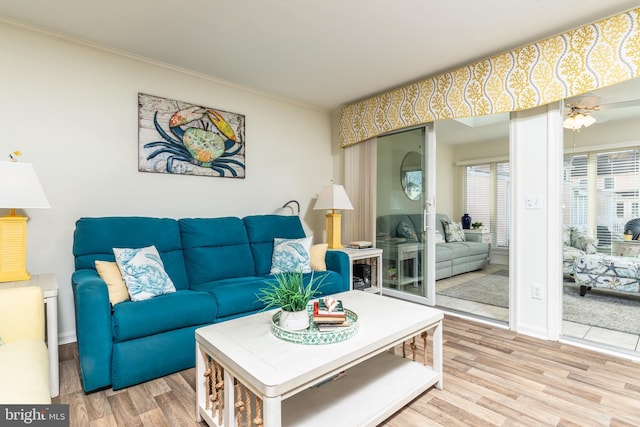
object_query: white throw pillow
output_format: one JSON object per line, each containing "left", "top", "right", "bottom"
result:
{"left": 113, "top": 245, "right": 176, "bottom": 302}
{"left": 270, "top": 237, "right": 313, "bottom": 274}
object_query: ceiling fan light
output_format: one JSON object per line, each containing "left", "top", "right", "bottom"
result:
{"left": 563, "top": 116, "right": 578, "bottom": 130}
{"left": 583, "top": 114, "right": 596, "bottom": 127}
{"left": 563, "top": 110, "right": 596, "bottom": 130}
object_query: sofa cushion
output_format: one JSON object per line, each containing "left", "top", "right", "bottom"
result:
{"left": 179, "top": 217, "right": 256, "bottom": 285}
{"left": 244, "top": 215, "right": 306, "bottom": 276}
{"left": 192, "top": 277, "right": 271, "bottom": 319}
{"left": 435, "top": 244, "right": 454, "bottom": 262}
{"left": 112, "top": 290, "right": 216, "bottom": 342}
{"left": 114, "top": 246, "right": 176, "bottom": 302}
{"left": 73, "top": 217, "right": 190, "bottom": 290}
{"left": 270, "top": 237, "right": 312, "bottom": 273}
{"left": 0, "top": 340, "right": 50, "bottom": 404}
{"left": 451, "top": 241, "right": 488, "bottom": 256}
{"left": 194, "top": 270, "right": 344, "bottom": 320}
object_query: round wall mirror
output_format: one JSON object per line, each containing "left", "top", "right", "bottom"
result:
{"left": 401, "top": 151, "right": 422, "bottom": 200}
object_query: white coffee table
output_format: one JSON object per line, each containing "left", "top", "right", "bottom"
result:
{"left": 195, "top": 291, "right": 443, "bottom": 427}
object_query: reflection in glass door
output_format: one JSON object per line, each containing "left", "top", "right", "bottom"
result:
{"left": 376, "top": 125, "right": 435, "bottom": 305}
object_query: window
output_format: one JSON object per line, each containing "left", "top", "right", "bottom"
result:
{"left": 604, "top": 177, "right": 615, "bottom": 190}
{"left": 564, "top": 148, "right": 640, "bottom": 249}
{"left": 464, "top": 162, "right": 510, "bottom": 248}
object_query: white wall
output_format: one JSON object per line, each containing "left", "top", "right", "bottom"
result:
{"left": 1, "top": 23, "right": 337, "bottom": 343}
{"left": 510, "top": 104, "right": 564, "bottom": 338}
{"left": 435, "top": 142, "right": 455, "bottom": 217}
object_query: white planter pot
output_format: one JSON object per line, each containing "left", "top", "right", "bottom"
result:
{"left": 278, "top": 309, "right": 310, "bottom": 330}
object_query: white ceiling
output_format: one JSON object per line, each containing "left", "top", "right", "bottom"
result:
{"left": 0, "top": 0, "right": 638, "bottom": 110}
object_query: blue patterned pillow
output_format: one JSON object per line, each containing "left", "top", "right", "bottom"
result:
{"left": 397, "top": 221, "right": 418, "bottom": 242}
{"left": 270, "top": 237, "right": 312, "bottom": 274}
{"left": 442, "top": 220, "right": 466, "bottom": 243}
{"left": 113, "top": 245, "right": 176, "bottom": 302}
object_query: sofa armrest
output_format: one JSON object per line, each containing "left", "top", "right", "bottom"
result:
{"left": 0, "top": 287, "right": 44, "bottom": 344}
{"left": 72, "top": 269, "right": 114, "bottom": 392}
{"left": 325, "top": 250, "right": 351, "bottom": 291}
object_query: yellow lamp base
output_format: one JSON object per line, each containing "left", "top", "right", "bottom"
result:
{"left": 325, "top": 212, "right": 343, "bottom": 249}
{"left": 0, "top": 214, "right": 30, "bottom": 282}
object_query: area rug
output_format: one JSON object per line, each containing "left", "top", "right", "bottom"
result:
{"left": 437, "top": 271, "right": 640, "bottom": 335}
{"left": 437, "top": 271, "right": 510, "bottom": 308}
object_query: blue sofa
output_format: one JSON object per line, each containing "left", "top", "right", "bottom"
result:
{"left": 72, "top": 215, "right": 349, "bottom": 392}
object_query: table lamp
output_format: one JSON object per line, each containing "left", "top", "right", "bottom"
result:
{"left": 313, "top": 184, "right": 353, "bottom": 249}
{"left": 0, "top": 161, "right": 50, "bottom": 282}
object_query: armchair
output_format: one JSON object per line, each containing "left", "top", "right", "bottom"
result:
{"left": 563, "top": 225, "right": 598, "bottom": 276}
{"left": 0, "top": 287, "right": 51, "bottom": 403}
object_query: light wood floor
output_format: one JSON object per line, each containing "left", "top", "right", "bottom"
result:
{"left": 54, "top": 316, "right": 640, "bottom": 426}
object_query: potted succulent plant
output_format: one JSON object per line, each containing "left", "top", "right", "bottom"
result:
{"left": 471, "top": 221, "right": 483, "bottom": 230}
{"left": 257, "top": 270, "right": 323, "bottom": 330}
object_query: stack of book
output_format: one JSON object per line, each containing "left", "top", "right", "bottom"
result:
{"left": 313, "top": 297, "right": 350, "bottom": 332}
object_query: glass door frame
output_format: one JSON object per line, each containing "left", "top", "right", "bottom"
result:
{"left": 380, "top": 124, "right": 436, "bottom": 306}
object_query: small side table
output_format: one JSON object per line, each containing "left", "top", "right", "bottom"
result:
{"left": 377, "top": 241, "right": 423, "bottom": 288}
{"left": 334, "top": 247, "right": 383, "bottom": 294}
{"left": 611, "top": 240, "right": 640, "bottom": 257}
{"left": 0, "top": 274, "right": 59, "bottom": 397}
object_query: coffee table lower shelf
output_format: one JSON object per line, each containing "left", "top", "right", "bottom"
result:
{"left": 282, "top": 351, "right": 438, "bottom": 426}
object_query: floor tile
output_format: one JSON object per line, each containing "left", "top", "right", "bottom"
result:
{"left": 562, "top": 321, "right": 590, "bottom": 338}
{"left": 584, "top": 326, "right": 640, "bottom": 350}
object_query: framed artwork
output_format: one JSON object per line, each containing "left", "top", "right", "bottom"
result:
{"left": 138, "top": 93, "right": 245, "bottom": 178}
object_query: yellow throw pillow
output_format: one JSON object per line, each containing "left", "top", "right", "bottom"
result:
{"left": 95, "top": 260, "right": 130, "bottom": 305}
{"left": 310, "top": 243, "right": 328, "bottom": 271}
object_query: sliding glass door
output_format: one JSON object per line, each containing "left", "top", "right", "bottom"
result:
{"left": 376, "top": 125, "right": 436, "bottom": 305}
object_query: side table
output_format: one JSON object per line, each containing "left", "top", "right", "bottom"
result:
{"left": 0, "top": 273, "right": 59, "bottom": 397}
{"left": 377, "top": 241, "right": 423, "bottom": 288}
{"left": 333, "top": 247, "right": 383, "bottom": 294}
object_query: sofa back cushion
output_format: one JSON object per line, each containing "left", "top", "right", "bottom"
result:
{"left": 179, "top": 217, "right": 255, "bottom": 285}
{"left": 73, "top": 217, "right": 189, "bottom": 290}
{"left": 243, "top": 215, "right": 306, "bottom": 276}
{"left": 376, "top": 214, "right": 423, "bottom": 241}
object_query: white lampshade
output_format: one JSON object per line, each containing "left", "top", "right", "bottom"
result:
{"left": 0, "top": 161, "right": 50, "bottom": 209}
{"left": 273, "top": 200, "right": 300, "bottom": 216}
{"left": 313, "top": 184, "right": 353, "bottom": 211}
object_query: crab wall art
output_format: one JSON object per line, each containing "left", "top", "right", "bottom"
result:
{"left": 138, "top": 93, "right": 246, "bottom": 178}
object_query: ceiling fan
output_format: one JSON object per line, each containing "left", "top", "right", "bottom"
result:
{"left": 564, "top": 92, "right": 640, "bottom": 130}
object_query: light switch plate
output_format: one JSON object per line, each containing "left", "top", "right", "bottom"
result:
{"left": 525, "top": 194, "right": 541, "bottom": 209}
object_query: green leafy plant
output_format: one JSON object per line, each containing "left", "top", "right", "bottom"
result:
{"left": 257, "top": 270, "right": 323, "bottom": 312}
{"left": 471, "top": 221, "right": 483, "bottom": 229}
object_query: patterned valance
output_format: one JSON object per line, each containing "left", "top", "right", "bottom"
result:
{"left": 339, "top": 8, "right": 640, "bottom": 147}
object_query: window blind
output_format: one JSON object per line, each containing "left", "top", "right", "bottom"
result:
{"left": 464, "top": 162, "right": 510, "bottom": 248}
{"left": 564, "top": 148, "right": 640, "bottom": 250}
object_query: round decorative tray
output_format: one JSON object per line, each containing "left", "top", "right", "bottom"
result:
{"left": 271, "top": 308, "right": 358, "bottom": 345}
